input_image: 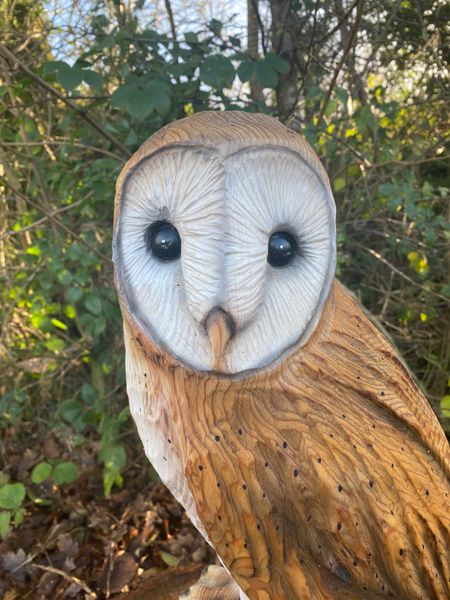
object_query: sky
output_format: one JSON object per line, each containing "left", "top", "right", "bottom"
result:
{"left": 44, "top": 0, "right": 250, "bottom": 62}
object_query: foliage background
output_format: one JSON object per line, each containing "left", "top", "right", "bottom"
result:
{"left": 0, "top": 0, "right": 448, "bottom": 594}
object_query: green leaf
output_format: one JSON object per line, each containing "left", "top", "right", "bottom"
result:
{"left": 100, "top": 445, "right": 126, "bottom": 496}
{"left": 334, "top": 177, "right": 345, "bottom": 192}
{"left": 255, "top": 61, "right": 278, "bottom": 88}
{"left": 160, "top": 551, "right": 180, "bottom": 566}
{"left": 324, "top": 99, "right": 338, "bottom": 117}
{"left": 51, "top": 318, "right": 68, "bottom": 331}
{"left": 237, "top": 59, "right": 255, "bottom": 83}
{"left": 26, "top": 245, "right": 41, "bottom": 257}
{"left": 200, "top": 56, "right": 235, "bottom": 89}
{"left": 60, "top": 399, "right": 84, "bottom": 423}
{"left": 101, "top": 445, "right": 126, "bottom": 472}
{"left": 65, "top": 304, "right": 76, "bottom": 319}
{"left": 31, "top": 462, "right": 52, "bottom": 484}
{"left": 83, "top": 70, "right": 104, "bottom": 92}
{"left": 209, "top": 18, "right": 223, "bottom": 36}
{"left": 42, "top": 60, "right": 67, "bottom": 75}
{"left": 52, "top": 461, "right": 80, "bottom": 485}
{"left": 57, "top": 64, "right": 84, "bottom": 91}
{"left": 127, "top": 91, "right": 156, "bottom": 120}
{"left": 356, "top": 105, "right": 377, "bottom": 135}
{"left": 57, "top": 269, "right": 73, "bottom": 285}
{"left": 265, "top": 52, "right": 289, "bottom": 74}
{"left": 335, "top": 86, "right": 349, "bottom": 106}
{"left": 103, "top": 469, "right": 123, "bottom": 496}
{"left": 0, "top": 483, "right": 26, "bottom": 510}
{"left": 66, "top": 287, "right": 83, "bottom": 304}
{"left": 91, "top": 315, "right": 107, "bottom": 336}
{"left": 440, "top": 395, "right": 450, "bottom": 418}
{"left": 148, "top": 87, "right": 171, "bottom": 116}
{"left": 441, "top": 283, "right": 450, "bottom": 297}
{"left": 111, "top": 84, "right": 136, "bottom": 108}
{"left": 184, "top": 32, "right": 198, "bottom": 44}
{"left": 13, "top": 508, "right": 25, "bottom": 527}
{"left": 81, "top": 383, "right": 99, "bottom": 404}
{"left": 0, "top": 512, "right": 11, "bottom": 538}
{"left": 85, "top": 293, "right": 102, "bottom": 315}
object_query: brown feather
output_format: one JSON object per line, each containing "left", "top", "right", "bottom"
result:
{"left": 123, "top": 280, "right": 450, "bottom": 600}
{"left": 115, "top": 112, "right": 449, "bottom": 599}
{"left": 181, "top": 565, "right": 241, "bottom": 599}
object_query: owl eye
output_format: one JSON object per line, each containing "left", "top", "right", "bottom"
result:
{"left": 267, "top": 231, "right": 298, "bottom": 267}
{"left": 146, "top": 220, "right": 181, "bottom": 261}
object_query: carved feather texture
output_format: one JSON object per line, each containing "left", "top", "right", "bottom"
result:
{"left": 115, "top": 141, "right": 335, "bottom": 374}
{"left": 114, "top": 113, "right": 450, "bottom": 600}
{"left": 123, "top": 281, "right": 450, "bottom": 600}
{"left": 116, "top": 146, "right": 225, "bottom": 369}
{"left": 223, "top": 147, "right": 334, "bottom": 373}
{"left": 180, "top": 565, "right": 241, "bottom": 599}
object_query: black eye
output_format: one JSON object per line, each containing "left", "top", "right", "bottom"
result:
{"left": 145, "top": 220, "right": 181, "bottom": 261}
{"left": 267, "top": 231, "right": 298, "bottom": 267}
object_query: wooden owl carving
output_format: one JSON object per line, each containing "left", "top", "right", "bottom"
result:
{"left": 113, "top": 112, "right": 450, "bottom": 600}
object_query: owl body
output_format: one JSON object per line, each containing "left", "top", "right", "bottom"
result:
{"left": 114, "top": 112, "right": 450, "bottom": 600}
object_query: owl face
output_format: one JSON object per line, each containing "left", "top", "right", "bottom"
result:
{"left": 113, "top": 113, "right": 336, "bottom": 375}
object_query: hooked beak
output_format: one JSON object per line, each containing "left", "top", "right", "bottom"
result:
{"left": 205, "top": 308, "right": 235, "bottom": 371}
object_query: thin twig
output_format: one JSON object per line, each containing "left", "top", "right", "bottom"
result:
{"left": 318, "top": 0, "right": 364, "bottom": 123}
{"left": 1, "top": 177, "right": 112, "bottom": 264}
{"left": 369, "top": 155, "right": 449, "bottom": 170}
{"left": 164, "top": 0, "right": 177, "bottom": 41}
{"left": 0, "top": 44, "right": 130, "bottom": 158}
{"left": 34, "top": 564, "right": 97, "bottom": 597}
{"left": 250, "top": 0, "right": 267, "bottom": 54}
{"left": 315, "top": 0, "right": 361, "bottom": 44}
{"left": 0, "top": 195, "right": 88, "bottom": 240}
{"left": 0, "top": 140, "right": 123, "bottom": 161}
{"left": 352, "top": 243, "right": 449, "bottom": 303}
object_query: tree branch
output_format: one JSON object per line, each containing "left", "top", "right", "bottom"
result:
{"left": 318, "top": 0, "right": 364, "bottom": 123}
{"left": 250, "top": 0, "right": 267, "bottom": 54}
{"left": 351, "top": 242, "right": 449, "bottom": 303}
{"left": 164, "top": 0, "right": 177, "bottom": 41}
{"left": 1, "top": 177, "right": 112, "bottom": 264}
{"left": 0, "top": 195, "right": 88, "bottom": 240}
{"left": 0, "top": 44, "right": 130, "bottom": 159}
{"left": 0, "top": 140, "right": 123, "bottom": 161}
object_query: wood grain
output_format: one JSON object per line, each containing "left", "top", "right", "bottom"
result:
{"left": 122, "top": 281, "right": 450, "bottom": 600}
{"left": 115, "top": 112, "right": 450, "bottom": 599}
{"left": 181, "top": 565, "right": 241, "bottom": 599}
{"left": 113, "top": 111, "right": 333, "bottom": 228}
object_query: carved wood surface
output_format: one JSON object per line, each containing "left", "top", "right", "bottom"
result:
{"left": 113, "top": 111, "right": 333, "bottom": 225}
{"left": 121, "top": 281, "right": 450, "bottom": 600}
{"left": 114, "top": 112, "right": 450, "bottom": 599}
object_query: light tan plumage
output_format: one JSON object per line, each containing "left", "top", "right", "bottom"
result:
{"left": 114, "top": 112, "right": 450, "bottom": 600}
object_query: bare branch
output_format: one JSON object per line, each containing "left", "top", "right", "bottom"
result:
{"left": 352, "top": 243, "right": 449, "bottom": 303}
{"left": 1, "top": 177, "right": 112, "bottom": 264}
{"left": 318, "top": 0, "right": 365, "bottom": 123}
{"left": 0, "top": 140, "right": 123, "bottom": 161}
{"left": 164, "top": 0, "right": 177, "bottom": 41}
{"left": 250, "top": 0, "right": 267, "bottom": 54}
{"left": 0, "top": 44, "right": 130, "bottom": 159}
{"left": 0, "top": 195, "right": 88, "bottom": 240}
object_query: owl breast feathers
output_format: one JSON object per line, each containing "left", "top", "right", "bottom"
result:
{"left": 113, "top": 111, "right": 450, "bottom": 600}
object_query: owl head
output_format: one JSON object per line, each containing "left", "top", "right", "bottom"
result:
{"left": 113, "top": 112, "right": 336, "bottom": 375}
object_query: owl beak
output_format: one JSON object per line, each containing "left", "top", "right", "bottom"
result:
{"left": 205, "top": 308, "right": 235, "bottom": 371}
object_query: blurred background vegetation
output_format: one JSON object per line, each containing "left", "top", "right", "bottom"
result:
{"left": 0, "top": 0, "right": 448, "bottom": 590}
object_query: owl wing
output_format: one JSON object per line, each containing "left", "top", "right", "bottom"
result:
{"left": 181, "top": 281, "right": 450, "bottom": 600}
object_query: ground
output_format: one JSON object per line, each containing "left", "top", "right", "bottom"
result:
{"left": 0, "top": 423, "right": 212, "bottom": 599}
